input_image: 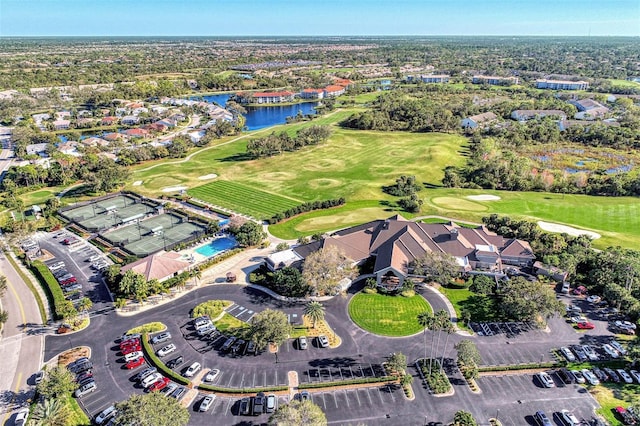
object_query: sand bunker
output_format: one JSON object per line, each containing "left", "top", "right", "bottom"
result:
{"left": 161, "top": 186, "right": 188, "bottom": 193}
{"left": 198, "top": 174, "right": 218, "bottom": 180}
{"left": 132, "top": 181, "right": 143, "bottom": 186}
{"left": 537, "top": 221, "right": 601, "bottom": 240}
{"left": 466, "top": 194, "right": 501, "bottom": 201}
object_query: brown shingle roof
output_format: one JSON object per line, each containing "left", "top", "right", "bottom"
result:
{"left": 120, "top": 251, "right": 190, "bottom": 282}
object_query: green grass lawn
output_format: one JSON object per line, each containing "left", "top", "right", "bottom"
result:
{"left": 438, "top": 285, "right": 501, "bottom": 323}
{"left": 592, "top": 383, "right": 638, "bottom": 426}
{"left": 213, "top": 313, "right": 250, "bottom": 338}
{"left": 348, "top": 292, "right": 432, "bottom": 336}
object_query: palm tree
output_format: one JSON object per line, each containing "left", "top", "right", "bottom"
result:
{"left": 114, "top": 298, "right": 127, "bottom": 310}
{"left": 417, "top": 311, "right": 434, "bottom": 370}
{"left": 304, "top": 301, "right": 325, "bottom": 329}
{"left": 190, "top": 268, "right": 202, "bottom": 287}
{"left": 439, "top": 320, "right": 456, "bottom": 373}
{"left": 77, "top": 297, "right": 92, "bottom": 315}
{"left": 30, "top": 398, "right": 69, "bottom": 426}
{"left": 0, "top": 310, "right": 8, "bottom": 329}
{"left": 433, "top": 310, "right": 450, "bottom": 372}
{"left": 0, "top": 275, "right": 7, "bottom": 297}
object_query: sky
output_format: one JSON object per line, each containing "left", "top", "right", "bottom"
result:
{"left": 1, "top": 0, "right": 638, "bottom": 37}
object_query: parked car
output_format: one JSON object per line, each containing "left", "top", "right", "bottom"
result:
{"left": 615, "top": 321, "right": 637, "bottom": 331}
{"left": 581, "top": 369, "right": 600, "bottom": 385}
{"left": 120, "top": 337, "right": 140, "bottom": 349}
{"left": 150, "top": 332, "right": 172, "bottom": 344}
{"left": 630, "top": 370, "right": 640, "bottom": 384}
{"left": 317, "top": 335, "right": 329, "bottom": 348}
{"left": 185, "top": 362, "right": 201, "bottom": 378}
{"left": 253, "top": 392, "right": 265, "bottom": 415}
{"left": 604, "top": 368, "right": 620, "bottom": 383}
{"left": 299, "top": 390, "right": 311, "bottom": 401}
{"left": 299, "top": 336, "right": 308, "bottom": 350}
{"left": 592, "top": 367, "right": 609, "bottom": 382}
{"left": 75, "top": 372, "right": 93, "bottom": 383}
{"left": 570, "top": 315, "right": 587, "bottom": 323}
{"left": 141, "top": 372, "right": 163, "bottom": 388}
{"left": 74, "top": 381, "right": 97, "bottom": 397}
{"left": 571, "top": 345, "right": 588, "bottom": 362}
{"left": 125, "top": 357, "right": 145, "bottom": 370}
{"left": 204, "top": 369, "right": 220, "bottom": 383}
{"left": 194, "top": 316, "right": 212, "bottom": 328}
{"left": 95, "top": 405, "right": 117, "bottom": 425}
{"left": 602, "top": 344, "right": 620, "bottom": 359}
{"left": 34, "top": 370, "right": 45, "bottom": 385}
{"left": 166, "top": 356, "right": 184, "bottom": 369}
{"left": 246, "top": 341, "right": 256, "bottom": 355}
{"left": 536, "top": 372, "right": 555, "bottom": 388}
{"left": 232, "top": 339, "right": 246, "bottom": 354}
{"left": 67, "top": 358, "right": 91, "bottom": 373}
{"left": 197, "top": 324, "right": 216, "bottom": 336}
{"left": 266, "top": 393, "right": 277, "bottom": 413}
{"left": 161, "top": 383, "right": 178, "bottom": 397}
{"left": 14, "top": 408, "right": 29, "bottom": 426}
{"left": 560, "top": 282, "right": 570, "bottom": 294}
{"left": 121, "top": 344, "right": 142, "bottom": 355}
{"left": 156, "top": 344, "right": 176, "bottom": 357}
{"left": 169, "top": 386, "right": 186, "bottom": 400}
{"left": 587, "top": 295, "right": 602, "bottom": 304}
{"left": 572, "top": 285, "right": 587, "bottom": 295}
{"left": 560, "top": 409, "right": 581, "bottom": 425}
{"left": 577, "top": 321, "right": 595, "bottom": 330}
{"left": 134, "top": 367, "right": 157, "bottom": 382}
{"left": 610, "top": 340, "right": 627, "bottom": 355}
{"left": 199, "top": 395, "right": 215, "bottom": 412}
{"left": 149, "top": 377, "right": 171, "bottom": 392}
{"left": 239, "top": 397, "right": 251, "bottom": 416}
{"left": 124, "top": 351, "right": 144, "bottom": 362}
{"left": 618, "top": 369, "right": 634, "bottom": 384}
{"left": 120, "top": 333, "right": 141, "bottom": 342}
{"left": 570, "top": 370, "right": 586, "bottom": 384}
{"left": 582, "top": 345, "right": 599, "bottom": 361}
{"left": 221, "top": 336, "right": 237, "bottom": 352}
{"left": 534, "top": 410, "right": 553, "bottom": 426}
{"left": 557, "top": 368, "right": 573, "bottom": 384}
{"left": 559, "top": 347, "right": 575, "bottom": 362}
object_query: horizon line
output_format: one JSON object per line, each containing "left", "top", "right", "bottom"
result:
{"left": 0, "top": 34, "right": 639, "bottom": 39}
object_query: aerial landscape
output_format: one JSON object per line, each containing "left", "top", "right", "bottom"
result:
{"left": 0, "top": 1, "right": 640, "bottom": 425}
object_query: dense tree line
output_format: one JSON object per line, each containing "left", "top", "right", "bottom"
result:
{"left": 246, "top": 125, "right": 332, "bottom": 158}
{"left": 383, "top": 175, "right": 423, "bottom": 213}
{"left": 268, "top": 198, "right": 345, "bottom": 224}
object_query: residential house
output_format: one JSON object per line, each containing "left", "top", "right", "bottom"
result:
{"left": 323, "top": 85, "right": 346, "bottom": 97}
{"left": 569, "top": 98, "right": 609, "bottom": 120}
{"left": 25, "top": 143, "right": 49, "bottom": 156}
{"left": 408, "top": 74, "right": 450, "bottom": 83}
{"left": 293, "top": 215, "right": 535, "bottom": 289}
{"left": 120, "top": 250, "right": 191, "bottom": 282}
{"left": 123, "top": 128, "right": 149, "bottom": 138}
{"left": 536, "top": 79, "right": 589, "bottom": 90}
{"left": 472, "top": 75, "right": 519, "bottom": 85}
{"left": 151, "top": 106, "right": 169, "bottom": 115}
{"left": 0, "top": 125, "right": 13, "bottom": 149}
{"left": 300, "top": 89, "right": 325, "bottom": 100}
{"left": 98, "top": 152, "right": 118, "bottom": 161}
{"left": 511, "top": 109, "right": 567, "bottom": 121}
{"left": 81, "top": 137, "right": 109, "bottom": 148}
{"left": 334, "top": 78, "right": 353, "bottom": 88}
{"left": 56, "top": 111, "right": 72, "bottom": 120}
{"left": 188, "top": 130, "right": 206, "bottom": 144}
{"left": 265, "top": 249, "right": 303, "bottom": 272}
{"left": 103, "top": 132, "right": 127, "bottom": 142}
{"left": 52, "top": 119, "right": 70, "bottom": 130}
{"left": 0, "top": 90, "right": 19, "bottom": 100}
{"left": 461, "top": 112, "right": 498, "bottom": 129}
{"left": 143, "top": 122, "right": 168, "bottom": 133}
{"left": 58, "top": 141, "right": 80, "bottom": 156}
{"left": 77, "top": 109, "right": 92, "bottom": 117}
{"left": 132, "top": 107, "right": 149, "bottom": 115}
{"left": 115, "top": 107, "right": 129, "bottom": 116}
{"left": 557, "top": 119, "right": 620, "bottom": 131}
{"left": 101, "top": 116, "right": 119, "bottom": 126}
{"left": 120, "top": 115, "right": 140, "bottom": 125}
{"left": 76, "top": 118, "right": 95, "bottom": 128}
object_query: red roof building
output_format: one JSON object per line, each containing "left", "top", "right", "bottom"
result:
{"left": 123, "top": 128, "right": 149, "bottom": 138}
{"left": 300, "top": 88, "right": 325, "bottom": 99}
{"left": 323, "top": 85, "right": 346, "bottom": 97}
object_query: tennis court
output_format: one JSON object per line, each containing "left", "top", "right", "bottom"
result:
{"left": 102, "top": 212, "right": 207, "bottom": 257}
{"left": 61, "top": 194, "right": 159, "bottom": 232}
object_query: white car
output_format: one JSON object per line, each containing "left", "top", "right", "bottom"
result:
{"left": 586, "top": 295, "right": 601, "bottom": 304}
{"left": 559, "top": 347, "right": 575, "bottom": 362}
{"left": 197, "top": 324, "right": 216, "bottom": 336}
{"left": 156, "top": 344, "right": 176, "bottom": 357}
{"left": 199, "top": 395, "right": 215, "bottom": 412}
{"left": 602, "top": 344, "right": 619, "bottom": 358}
{"left": 204, "top": 369, "right": 220, "bottom": 382}
{"left": 582, "top": 345, "right": 599, "bottom": 361}
{"left": 185, "top": 362, "right": 201, "bottom": 378}
{"left": 95, "top": 405, "right": 117, "bottom": 425}
{"left": 124, "top": 351, "right": 144, "bottom": 362}
{"left": 617, "top": 369, "right": 634, "bottom": 384}
{"left": 14, "top": 408, "right": 29, "bottom": 426}
{"left": 581, "top": 369, "right": 600, "bottom": 386}
{"left": 299, "top": 336, "right": 308, "bottom": 350}
{"left": 630, "top": 370, "right": 640, "bottom": 384}
{"left": 142, "top": 372, "right": 163, "bottom": 388}
{"left": 75, "top": 381, "right": 97, "bottom": 397}
{"left": 615, "top": 320, "right": 637, "bottom": 330}
{"left": 560, "top": 409, "right": 580, "bottom": 426}
{"left": 570, "top": 370, "right": 585, "bottom": 384}
{"left": 536, "top": 372, "right": 555, "bottom": 388}
{"left": 610, "top": 340, "right": 627, "bottom": 355}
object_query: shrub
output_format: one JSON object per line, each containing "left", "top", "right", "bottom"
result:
{"left": 31, "top": 260, "right": 65, "bottom": 320}
{"left": 363, "top": 287, "right": 378, "bottom": 294}
{"left": 400, "top": 289, "right": 415, "bottom": 298}
{"left": 418, "top": 360, "right": 451, "bottom": 394}
{"left": 128, "top": 322, "right": 166, "bottom": 334}
{"left": 192, "top": 300, "right": 232, "bottom": 319}
{"left": 197, "top": 384, "right": 288, "bottom": 394}
{"left": 298, "top": 376, "right": 395, "bottom": 389}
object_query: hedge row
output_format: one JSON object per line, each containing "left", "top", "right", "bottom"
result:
{"left": 30, "top": 260, "right": 65, "bottom": 320}
{"left": 140, "top": 333, "right": 191, "bottom": 386}
{"left": 267, "top": 198, "right": 346, "bottom": 224}
{"left": 298, "top": 376, "right": 396, "bottom": 390}
{"left": 197, "top": 384, "right": 288, "bottom": 394}
{"left": 478, "top": 362, "right": 559, "bottom": 373}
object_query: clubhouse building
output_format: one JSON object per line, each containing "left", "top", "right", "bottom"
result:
{"left": 281, "top": 215, "right": 535, "bottom": 291}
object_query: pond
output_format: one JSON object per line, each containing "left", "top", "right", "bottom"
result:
{"left": 199, "top": 94, "right": 318, "bottom": 131}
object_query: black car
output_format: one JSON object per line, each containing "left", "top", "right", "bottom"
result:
{"left": 166, "top": 356, "right": 184, "bottom": 369}
{"left": 604, "top": 367, "right": 620, "bottom": 383}
{"left": 232, "top": 339, "right": 246, "bottom": 355}
{"left": 239, "top": 397, "right": 251, "bottom": 416}
{"left": 221, "top": 336, "right": 237, "bottom": 352}
{"left": 556, "top": 368, "right": 573, "bottom": 384}
{"left": 253, "top": 392, "right": 265, "bottom": 415}
{"left": 246, "top": 341, "right": 256, "bottom": 355}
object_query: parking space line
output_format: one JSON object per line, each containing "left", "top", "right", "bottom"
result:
{"left": 364, "top": 388, "right": 374, "bottom": 406}
{"left": 224, "top": 372, "right": 235, "bottom": 388}
{"left": 374, "top": 387, "right": 385, "bottom": 405}
{"left": 352, "top": 389, "right": 361, "bottom": 407}
{"left": 224, "top": 398, "right": 233, "bottom": 416}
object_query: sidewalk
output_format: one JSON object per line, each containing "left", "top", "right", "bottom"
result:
{"left": 422, "top": 284, "right": 473, "bottom": 336}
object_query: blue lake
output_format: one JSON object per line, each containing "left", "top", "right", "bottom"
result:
{"left": 199, "top": 94, "right": 318, "bottom": 131}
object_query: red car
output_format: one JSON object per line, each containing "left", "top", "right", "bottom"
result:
{"left": 121, "top": 344, "right": 142, "bottom": 355}
{"left": 577, "top": 321, "right": 595, "bottom": 330}
{"left": 120, "top": 338, "right": 140, "bottom": 349}
{"left": 148, "top": 377, "right": 170, "bottom": 392}
{"left": 125, "top": 357, "right": 145, "bottom": 369}
{"left": 60, "top": 277, "right": 77, "bottom": 286}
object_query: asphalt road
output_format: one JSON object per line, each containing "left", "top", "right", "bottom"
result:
{"left": 41, "top": 283, "right": 615, "bottom": 425}
{"left": 0, "top": 251, "right": 45, "bottom": 426}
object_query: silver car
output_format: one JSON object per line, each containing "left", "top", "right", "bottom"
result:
{"left": 199, "top": 395, "right": 215, "bottom": 412}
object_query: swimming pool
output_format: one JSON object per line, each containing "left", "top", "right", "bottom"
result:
{"left": 195, "top": 237, "right": 237, "bottom": 258}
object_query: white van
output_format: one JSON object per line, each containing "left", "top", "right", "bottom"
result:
{"left": 185, "top": 362, "right": 201, "bottom": 377}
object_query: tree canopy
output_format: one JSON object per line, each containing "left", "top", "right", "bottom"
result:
{"left": 250, "top": 309, "right": 292, "bottom": 350}
{"left": 231, "top": 221, "right": 266, "bottom": 247}
{"left": 498, "top": 276, "right": 564, "bottom": 324}
{"left": 409, "top": 251, "right": 459, "bottom": 285}
{"left": 115, "top": 392, "right": 189, "bottom": 426}
{"left": 302, "top": 246, "right": 356, "bottom": 296}
{"left": 36, "top": 366, "right": 77, "bottom": 400}
{"left": 268, "top": 399, "right": 327, "bottom": 426}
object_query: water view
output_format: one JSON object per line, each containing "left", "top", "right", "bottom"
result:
{"left": 199, "top": 94, "right": 318, "bottom": 131}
